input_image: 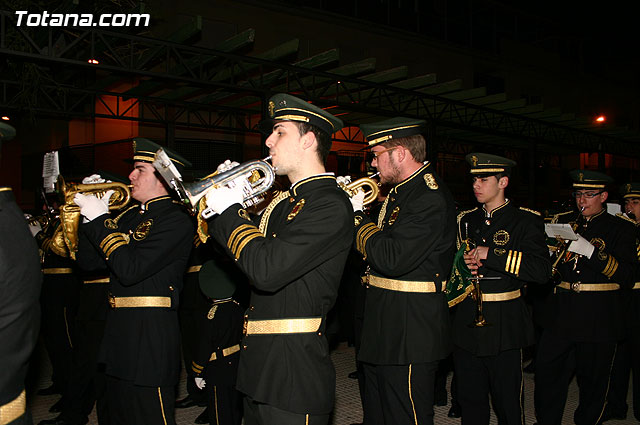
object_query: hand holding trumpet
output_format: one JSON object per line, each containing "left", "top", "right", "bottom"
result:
{"left": 463, "top": 246, "right": 489, "bottom": 276}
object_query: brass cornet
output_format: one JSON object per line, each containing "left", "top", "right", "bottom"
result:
{"left": 152, "top": 149, "right": 276, "bottom": 219}
{"left": 54, "top": 176, "right": 132, "bottom": 259}
{"left": 339, "top": 173, "right": 380, "bottom": 207}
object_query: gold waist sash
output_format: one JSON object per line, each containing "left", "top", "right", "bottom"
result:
{"left": 482, "top": 289, "right": 521, "bottom": 302}
{"left": 0, "top": 389, "right": 26, "bottom": 425}
{"left": 244, "top": 317, "right": 322, "bottom": 336}
{"left": 557, "top": 281, "right": 620, "bottom": 293}
{"left": 186, "top": 265, "right": 202, "bottom": 273}
{"left": 43, "top": 268, "right": 73, "bottom": 274}
{"left": 109, "top": 296, "right": 171, "bottom": 309}
{"left": 209, "top": 344, "right": 241, "bottom": 361}
{"left": 84, "top": 278, "right": 109, "bottom": 284}
{"left": 368, "top": 275, "right": 444, "bottom": 293}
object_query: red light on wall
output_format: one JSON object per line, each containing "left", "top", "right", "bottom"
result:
{"left": 595, "top": 115, "right": 606, "bottom": 123}
{"left": 88, "top": 58, "right": 99, "bottom": 64}
{"left": 1, "top": 116, "right": 9, "bottom": 121}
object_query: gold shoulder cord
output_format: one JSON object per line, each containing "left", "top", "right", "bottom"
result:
{"left": 105, "top": 204, "right": 138, "bottom": 229}
{"left": 259, "top": 191, "right": 290, "bottom": 235}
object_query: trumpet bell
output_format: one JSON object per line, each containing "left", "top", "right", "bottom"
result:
{"left": 339, "top": 174, "right": 380, "bottom": 207}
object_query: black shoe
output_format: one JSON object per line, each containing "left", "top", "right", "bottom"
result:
{"left": 49, "top": 399, "right": 63, "bottom": 413}
{"left": 38, "top": 384, "right": 61, "bottom": 396}
{"left": 194, "top": 407, "right": 209, "bottom": 424}
{"left": 175, "top": 395, "right": 199, "bottom": 409}
{"left": 448, "top": 404, "right": 462, "bottom": 418}
{"left": 348, "top": 370, "right": 358, "bottom": 379}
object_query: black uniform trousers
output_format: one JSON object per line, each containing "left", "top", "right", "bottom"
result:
{"left": 106, "top": 376, "right": 175, "bottom": 425}
{"left": 453, "top": 346, "right": 523, "bottom": 425}
{"left": 363, "top": 361, "right": 438, "bottom": 425}
{"left": 534, "top": 330, "right": 616, "bottom": 425}
{"left": 205, "top": 384, "right": 241, "bottom": 425}
{"left": 243, "top": 397, "right": 330, "bottom": 425}
{"left": 606, "top": 326, "right": 640, "bottom": 420}
{"left": 40, "top": 273, "right": 77, "bottom": 395}
{"left": 60, "top": 318, "right": 108, "bottom": 425}
{"left": 178, "top": 272, "right": 208, "bottom": 403}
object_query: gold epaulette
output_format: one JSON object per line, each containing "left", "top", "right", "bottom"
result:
{"left": 551, "top": 211, "right": 574, "bottom": 224}
{"left": 519, "top": 207, "right": 541, "bottom": 216}
{"left": 456, "top": 207, "right": 477, "bottom": 225}
{"left": 616, "top": 213, "right": 639, "bottom": 226}
{"left": 456, "top": 207, "right": 477, "bottom": 250}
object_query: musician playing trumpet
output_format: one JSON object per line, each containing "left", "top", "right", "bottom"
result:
{"left": 453, "top": 153, "right": 551, "bottom": 425}
{"left": 202, "top": 94, "right": 353, "bottom": 425}
{"left": 73, "top": 139, "right": 194, "bottom": 425}
{"left": 350, "top": 117, "right": 456, "bottom": 425}
{"left": 535, "top": 170, "right": 637, "bottom": 425}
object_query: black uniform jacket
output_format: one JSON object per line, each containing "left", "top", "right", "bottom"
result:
{"left": 208, "top": 174, "right": 353, "bottom": 415}
{"left": 0, "top": 188, "right": 42, "bottom": 415}
{"left": 192, "top": 298, "right": 245, "bottom": 385}
{"left": 76, "top": 196, "right": 193, "bottom": 386}
{"left": 540, "top": 208, "right": 637, "bottom": 342}
{"left": 354, "top": 163, "right": 455, "bottom": 364}
{"left": 627, "top": 217, "right": 640, "bottom": 326}
{"left": 453, "top": 201, "right": 551, "bottom": 356}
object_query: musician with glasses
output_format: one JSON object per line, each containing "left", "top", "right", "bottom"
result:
{"left": 349, "top": 117, "right": 455, "bottom": 425}
{"left": 202, "top": 93, "right": 353, "bottom": 425}
{"left": 453, "top": 153, "right": 551, "bottom": 425}
{"left": 74, "top": 139, "right": 194, "bottom": 425}
{"left": 534, "top": 170, "right": 637, "bottom": 425}
{"left": 603, "top": 182, "right": 640, "bottom": 422}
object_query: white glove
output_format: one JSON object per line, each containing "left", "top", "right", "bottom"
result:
{"left": 82, "top": 174, "right": 106, "bottom": 184}
{"left": 350, "top": 189, "right": 365, "bottom": 212}
{"left": 24, "top": 214, "right": 42, "bottom": 236}
{"left": 203, "top": 184, "right": 245, "bottom": 217}
{"left": 336, "top": 175, "right": 352, "bottom": 186}
{"left": 74, "top": 190, "right": 114, "bottom": 222}
{"left": 567, "top": 234, "right": 595, "bottom": 259}
{"left": 194, "top": 377, "right": 206, "bottom": 389}
{"left": 216, "top": 160, "right": 240, "bottom": 174}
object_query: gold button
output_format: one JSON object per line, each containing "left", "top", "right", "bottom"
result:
{"left": 169, "top": 286, "right": 174, "bottom": 291}
{"left": 289, "top": 198, "right": 295, "bottom": 203}
{"left": 250, "top": 306, "right": 255, "bottom": 311}
{"left": 272, "top": 233, "right": 277, "bottom": 238}
{"left": 243, "top": 345, "right": 247, "bottom": 349}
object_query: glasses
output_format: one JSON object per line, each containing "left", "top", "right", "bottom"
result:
{"left": 367, "top": 147, "right": 398, "bottom": 162}
{"left": 572, "top": 191, "right": 603, "bottom": 199}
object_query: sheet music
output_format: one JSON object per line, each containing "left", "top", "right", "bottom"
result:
{"left": 544, "top": 223, "right": 578, "bottom": 241}
{"left": 42, "top": 151, "right": 60, "bottom": 193}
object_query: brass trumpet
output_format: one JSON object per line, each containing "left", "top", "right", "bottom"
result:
{"left": 54, "top": 176, "right": 132, "bottom": 259}
{"left": 339, "top": 173, "right": 380, "bottom": 207}
{"left": 551, "top": 206, "right": 585, "bottom": 277}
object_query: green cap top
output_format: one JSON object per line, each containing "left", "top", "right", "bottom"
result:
{"left": 267, "top": 93, "right": 343, "bottom": 136}
{"left": 465, "top": 153, "right": 516, "bottom": 175}
{"left": 198, "top": 259, "right": 238, "bottom": 300}
{"left": 0, "top": 122, "right": 16, "bottom": 143}
{"left": 569, "top": 169, "right": 613, "bottom": 189}
{"left": 621, "top": 182, "right": 640, "bottom": 199}
{"left": 360, "top": 117, "right": 426, "bottom": 147}
{"left": 132, "top": 138, "right": 191, "bottom": 174}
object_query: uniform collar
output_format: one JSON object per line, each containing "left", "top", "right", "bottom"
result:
{"left": 482, "top": 199, "right": 511, "bottom": 218}
{"left": 390, "top": 162, "right": 430, "bottom": 195}
{"left": 290, "top": 173, "right": 336, "bottom": 197}
{"left": 586, "top": 207, "right": 606, "bottom": 222}
{"left": 0, "top": 187, "right": 13, "bottom": 211}
{"left": 140, "top": 195, "right": 173, "bottom": 211}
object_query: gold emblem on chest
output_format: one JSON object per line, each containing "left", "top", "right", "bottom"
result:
{"left": 493, "top": 230, "right": 510, "bottom": 246}
{"left": 133, "top": 219, "right": 153, "bottom": 241}
{"left": 388, "top": 206, "right": 400, "bottom": 226}
{"left": 287, "top": 199, "right": 306, "bottom": 221}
